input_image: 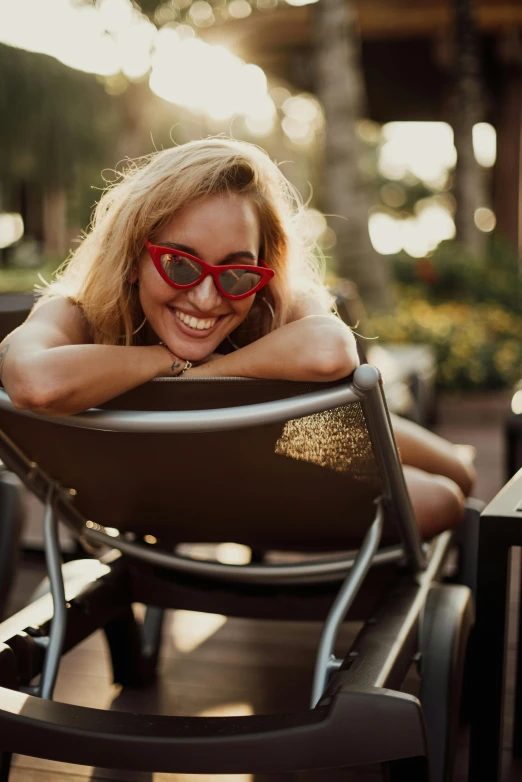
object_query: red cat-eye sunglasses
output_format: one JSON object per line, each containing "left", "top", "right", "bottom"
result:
{"left": 145, "top": 240, "right": 274, "bottom": 301}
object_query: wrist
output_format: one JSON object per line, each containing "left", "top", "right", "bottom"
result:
{"left": 158, "top": 342, "right": 193, "bottom": 377}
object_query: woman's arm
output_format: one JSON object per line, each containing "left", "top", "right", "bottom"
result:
{"left": 2, "top": 301, "right": 358, "bottom": 415}
{"left": 1, "top": 298, "right": 174, "bottom": 416}
{"left": 185, "top": 314, "right": 360, "bottom": 383}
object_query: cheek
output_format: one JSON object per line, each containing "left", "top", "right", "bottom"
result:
{"left": 139, "top": 263, "right": 174, "bottom": 309}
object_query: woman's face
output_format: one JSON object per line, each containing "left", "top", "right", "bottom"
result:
{"left": 136, "top": 192, "right": 261, "bottom": 361}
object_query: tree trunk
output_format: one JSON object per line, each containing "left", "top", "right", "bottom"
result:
{"left": 493, "top": 33, "right": 522, "bottom": 253}
{"left": 453, "top": 0, "right": 488, "bottom": 258}
{"left": 313, "top": 0, "right": 391, "bottom": 311}
{"left": 43, "top": 188, "right": 68, "bottom": 257}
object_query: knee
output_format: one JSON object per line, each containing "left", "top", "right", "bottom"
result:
{"left": 421, "top": 475, "right": 465, "bottom": 537}
{"left": 434, "top": 475, "right": 465, "bottom": 524}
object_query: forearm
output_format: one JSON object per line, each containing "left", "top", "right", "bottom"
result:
{"left": 186, "top": 315, "right": 360, "bottom": 382}
{"left": 4, "top": 343, "right": 171, "bottom": 415}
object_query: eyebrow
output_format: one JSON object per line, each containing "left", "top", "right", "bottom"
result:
{"left": 159, "top": 241, "right": 257, "bottom": 265}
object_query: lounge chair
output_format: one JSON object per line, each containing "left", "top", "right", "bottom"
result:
{"left": 0, "top": 366, "right": 475, "bottom": 780}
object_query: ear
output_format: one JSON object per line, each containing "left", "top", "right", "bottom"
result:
{"left": 129, "top": 265, "right": 139, "bottom": 285}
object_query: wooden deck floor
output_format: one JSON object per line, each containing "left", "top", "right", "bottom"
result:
{"left": 5, "top": 391, "right": 522, "bottom": 781}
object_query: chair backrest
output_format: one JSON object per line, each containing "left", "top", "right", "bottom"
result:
{"left": 0, "top": 371, "right": 419, "bottom": 553}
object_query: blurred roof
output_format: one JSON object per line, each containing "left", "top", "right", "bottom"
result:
{"left": 200, "top": 0, "right": 522, "bottom": 121}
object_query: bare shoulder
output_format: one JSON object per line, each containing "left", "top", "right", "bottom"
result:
{"left": 8, "top": 296, "right": 90, "bottom": 348}
{"left": 287, "top": 285, "right": 334, "bottom": 322}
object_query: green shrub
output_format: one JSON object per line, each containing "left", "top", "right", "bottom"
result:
{"left": 390, "top": 237, "right": 522, "bottom": 315}
{"left": 368, "top": 293, "right": 522, "bottom": 391}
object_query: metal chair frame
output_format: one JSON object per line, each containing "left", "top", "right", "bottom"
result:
{"left": 0, "top": 364, "right": 472, "bottom": 781}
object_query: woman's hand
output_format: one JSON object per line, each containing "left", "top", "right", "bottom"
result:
{"left": 187, "top": 314, "right": 359, "bottom": 383}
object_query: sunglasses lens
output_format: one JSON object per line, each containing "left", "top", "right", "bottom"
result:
{"left": 160, "top": 253, "right": 203, "bottom": 286}
{"left": 219, "top": 268, "right": 263, "bottom": 297}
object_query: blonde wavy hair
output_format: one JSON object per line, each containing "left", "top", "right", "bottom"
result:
{"left": 41, "top": 138, "right": 331, "bottom": 346}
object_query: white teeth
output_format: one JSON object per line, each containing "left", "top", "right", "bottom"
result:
{"left": 174, "top": 310, "right": 218, "bottom": 331}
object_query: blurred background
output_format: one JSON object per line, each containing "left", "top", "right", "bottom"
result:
{"left": 0, "top": 0, "right": 521, "bottom": 395}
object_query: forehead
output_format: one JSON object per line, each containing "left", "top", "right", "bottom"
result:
{"left": 159, "top": 193, "right": 260, "bottom": 251}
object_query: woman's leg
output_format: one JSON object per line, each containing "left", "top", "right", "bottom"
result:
{"left": 391, "top": 413, "right": 476, "bottom": 496}
{"left": 404, "top": 465, "right": 465, "bottom": 538}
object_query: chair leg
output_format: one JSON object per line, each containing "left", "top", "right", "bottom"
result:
{"left": 0, "top": 472, "right": 23, "bottom": 620}
{"left": 0, "top": 752, "right": 12, "bottom": 782}
{"left": 505, "top": 422, "right": 522, "bottom": 755}
{"left": 104, "top": 607, "right": 147, "bottom": 687}
{"left": 381, "top": 756, "right": 430, "bottom": 781}
{"left": 104, "top": 606, "right": 164, "bottom": 687}
{"left": 468, "top": 519, "right": 509, "bottom": 782}
{"left": 453, "top": 499, "right": 483, "bottom": 595}
{"left": 419, "top": 584, "right": 473, "bottom": 782}
{"left": 513, "top": 552, "right": 522, "bottom": 756}
{"left": 142, "top": 606, "right": 164, "bottom": 664}
{"left": 38, "top": 488, "right": 68, "bottom": 701}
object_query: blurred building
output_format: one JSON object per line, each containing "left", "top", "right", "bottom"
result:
{"left": 200, "top": 0, "right": 522, "bottom": 252}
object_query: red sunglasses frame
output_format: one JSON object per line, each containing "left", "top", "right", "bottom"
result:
{"left": 145, "top": 240, "right": 274, "bottom": 301}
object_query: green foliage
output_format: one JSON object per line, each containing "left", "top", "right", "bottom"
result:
{"left": 375, "top": 237, "right": 522, "bottom": 390}
{"left": 0, "top": 43, "right": 122, "bottom": 190}
{"left": 0, "top": 258, "right": 60, "bottom": 294}
{"left": 390, "top": 236, "right": 522, "bottom": 315}
{"left": 369, "top": 287, "right": 522, "bottom": 392}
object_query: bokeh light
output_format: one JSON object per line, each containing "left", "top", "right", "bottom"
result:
{"left": 150, "top": 31, "right": 276, "bottom": 126}
{"left": 473, "top": 123, "right": 497, "bottom": 168}
{"left": 228, "top": 0, "right": 253, "bottom": 18}
{"left": 512, "top": 390, "right": 522, "bottom": 415}
{"left": 474, "top": 207, "right": 497, "bottom": 232}
{"left": 0, "top": 0, "right": 282, "bottom": 126}
{"left": 356, "top": 119, "right": 381, "bottom": 144}
{"left": 189, "top": 0, "right": 216, "bottom": 26}
{"left": 281, "top": 94, "right": 323, "bottom": 145}
{"left": 369, "top": 200, "right": 456, "bottom": 258}
{"left": 380, "top": 182, "right": 407, "bottom": 208}
{"left": 0, "top": 214, "right": 24, "bottom": 250}
{"left": 368, "top": 213, "right": 403, "bottom": 255}
{"left": 0, "top": 0, "right": 124, "bottom": 75}
{"left": 379, "top": 122, "right": 457, "bottom": 189}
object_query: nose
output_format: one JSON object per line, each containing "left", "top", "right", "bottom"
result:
{"left": 186, "top": 274, "right": 223, "bottom": 311}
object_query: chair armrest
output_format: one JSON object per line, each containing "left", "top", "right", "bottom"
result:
{"left": 0, "top": 684, "right": 426, "bottom": 773}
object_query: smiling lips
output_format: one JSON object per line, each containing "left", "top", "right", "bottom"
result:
{"left": 173, "top": 308, "right": 220, "bottom": 332}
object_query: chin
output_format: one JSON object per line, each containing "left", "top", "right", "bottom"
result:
{"left": 168, "top": 336, "right": 221, "bottom": 362}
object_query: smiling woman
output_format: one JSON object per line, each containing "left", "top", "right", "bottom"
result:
{"left": 0, "top": 137, "right": 354, "bottom": 414}
{"left": 0, "top": 137, "right": 475, "bottom": 539}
